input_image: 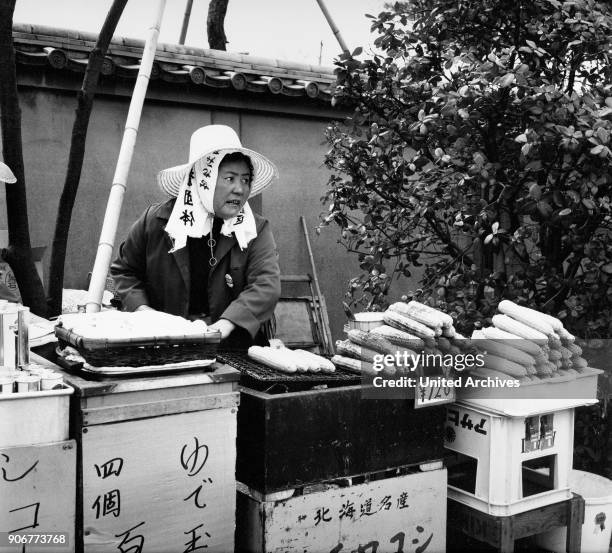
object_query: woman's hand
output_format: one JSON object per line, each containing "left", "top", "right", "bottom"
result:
{"left": 208, "top": 318, "right": 236, "bottom": 339}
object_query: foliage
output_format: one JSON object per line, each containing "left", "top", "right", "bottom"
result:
{"left": 574, "top": 405, "right": 611, "bottom": 478}
{"left": 321, "top": 0, "right": 612, "bottom": 337}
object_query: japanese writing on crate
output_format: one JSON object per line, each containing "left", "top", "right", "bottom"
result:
{"left": 301, "top": 490, "right": 434, "bottom": 553}
{"left": 90, "top": 455, "right": 148, "bottom": 552}
{"left": 446, "top": 408, "right": 487, "bottom": 435}
{"left": 328, "top": 528, "right": 433, "bottom": 553}
{"left": 2, "top": 453, "right": 41, "bottom": 533}
{"left": 308, "top": 490, "right": 409, "bottom": 527}
{"left": 88, "top": 433, "right": 217, "bottom": 553}
{"left": 180, "top": 436, "right": 212, "bottom": 552}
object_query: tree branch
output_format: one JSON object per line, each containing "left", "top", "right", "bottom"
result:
{"left": 425, "top": 213, "right": 474, "bottom": 266}
{"left": 46, "top": 0, "right": 128, "bottom": 316}
{"left": 0, "top": 0, "right": 46, "bottom": 314}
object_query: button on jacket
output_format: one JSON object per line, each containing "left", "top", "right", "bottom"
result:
{"left": 110, "top": 199, "right": 281, "bottom": 338}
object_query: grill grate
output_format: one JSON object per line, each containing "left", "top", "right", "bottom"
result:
{"left": 217, "top": 351, "right": 360, "bottom": 392}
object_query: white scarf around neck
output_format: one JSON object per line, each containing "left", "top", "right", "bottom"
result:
{"left": 164, "top": 150, "right": 258, "bottom": 253}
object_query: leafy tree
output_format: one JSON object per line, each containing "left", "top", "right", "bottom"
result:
{"left": 322, "top": 0, "right": 612, "bottom": 339}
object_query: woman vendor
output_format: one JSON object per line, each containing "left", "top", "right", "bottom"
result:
{"left": 110, "top": 124, "right": 281, "bottom": 349}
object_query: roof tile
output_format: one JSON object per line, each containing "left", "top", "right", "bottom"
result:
{"left": 12, "top": 24, "right": 338, "bottom": 103}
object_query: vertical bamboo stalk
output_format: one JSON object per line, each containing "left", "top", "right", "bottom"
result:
{"left": 178, "top": 0, "right": 193, "bottom": 45}
{"left": 301, "top": 216, "right": 334, "bottom": 355}
{"left": 86, "top": 0, "right": 167, "bottom": 312}
{"left": 314, "top": 0, "right": 349, "bottom": 54}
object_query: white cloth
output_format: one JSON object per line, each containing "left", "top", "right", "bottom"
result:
{"left": 164, "top": 151, "right": 257, "bottom": 252}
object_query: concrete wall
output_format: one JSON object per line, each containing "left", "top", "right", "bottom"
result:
{"left": 0, "top": 86, "right": 362, "bottom": 341}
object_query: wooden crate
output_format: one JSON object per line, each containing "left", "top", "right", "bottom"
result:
{"left": 0, "top": 440, "right": 76, "bottom": 553}
{"left": 237, "top": 385, "right": 446, "bottom": 494}
{"left": 445, "top": 401, "right": 574, "bottom": 515}
{"left": 236, "top": 468, "right": 447, "bottom": 553}
{"left": 30, "top": 353, "right": 240, "bottom": 553}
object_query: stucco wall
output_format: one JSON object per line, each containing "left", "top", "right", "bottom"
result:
{"left": 0, "top": 86, "right": 361, "bottom": 341}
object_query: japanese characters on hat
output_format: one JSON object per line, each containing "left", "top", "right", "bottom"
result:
{"left": 157, "top": 125, "right": 278, "bottom": 198}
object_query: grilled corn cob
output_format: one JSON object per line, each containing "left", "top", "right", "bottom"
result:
{"left": 557, "top": 345, "right": 572, "bottom": 360}
{"left": 289, "top": 349, "right": 320, "bottom": 372}
{"left": 331, "top": 355, "right": 376, "bottom": 375}
{"left": 534, "top": 362, "right": 554, "bottom": 377}
{"left": 482, "top": 353, "right": 529, "bottom": 378}
{"left": 294, "top": 349, "right": 335, "bottom": 373}
{"left": 407, "top": 300, "right": 454, "bottom": 328}
{"left": 470, "top": 367, "right": 522, "bottom": 381}
{"left": 388, "top": 302, "right": 443, "bottom": 330}
{"left": 384, "top": 310, "right": 437, "bottom": 340}
{"left": 571, "top": 356, "right": 588, "bottom": 368}
{"left": 472, "top": 337, "right": 536, "bottom": 367}
{"left": 557, "top": 327, "right": 576, "bottom": 343}
{"left": 347, "top": 329, "right": 396, "bottom": 355}
{"left": 248, "top": 346, "right": 298, "bottom": 373}
{"left": 498, "top": 300, "right": 558, "bottom": 336}
{"left": 480, "top": 326, "right": 547, "bottom": 360}
{"left": 492, "top": 314, "right": 548, "bottom": 344}
{"left": 370, "top": 325, "right": 425, "bottom": 348}
{"left": 335, "top": 340, "right": 380, "bottom": 364}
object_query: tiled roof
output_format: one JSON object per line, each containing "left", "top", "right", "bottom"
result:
{"left": 12, "top": 24, "right": 337, "bottom": 102}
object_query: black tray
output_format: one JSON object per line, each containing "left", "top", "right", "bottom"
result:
{"left": 217, "top": 352, "right": 360, "bottom": 392}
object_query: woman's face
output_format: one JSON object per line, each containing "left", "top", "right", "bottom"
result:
{"left": 213, "top": 159, "right": 252, "bottom": 219}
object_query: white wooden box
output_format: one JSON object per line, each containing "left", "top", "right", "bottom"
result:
{"left": 236, "top": 468, "right": 447, "bottom": 553}
{"left": 33, "top": 351, "right": 243, "bottom": 553}
{"left": 81, "top": 401, "right": 238, "bottom": 553}
{"left": 0, "top": 440, "right": 76, "bottom": 553}
{"left": 445, "top": 401, "right": 575, "bottom": 516}
{"left": 0, "top": 385, "right": 73, "bottom": 448}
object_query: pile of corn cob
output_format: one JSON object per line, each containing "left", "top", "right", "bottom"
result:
{"left": 331, "top": 301, "right": 467, "bottom": 374}
{"left": 247, "top": 345, "right": 335, "bottom": 374}
{"left": 470, "top": 300, "right": 588, "bottom": 382}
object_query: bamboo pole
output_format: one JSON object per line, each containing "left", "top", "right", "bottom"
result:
{"left": 300, "top": 216, "right": 334, "bottom": 355}
{"left": 178, "top": 0, "right": 193, "bottom": 45}
{"left": 86, "top": 0, "right": 167, "bottom": 312}
{"left": 314, "top": 0, "right": 349, "bottom": 55}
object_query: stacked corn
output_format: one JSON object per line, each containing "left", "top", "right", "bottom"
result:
{"left": 331, "top": 300, "right": 464, "bottom": 374}
{"left": 471, "top": 299, "right": 587, "bottom": 382}
{"left": 332, "top": 328, "right": 399, "bottom": 374}
{"left": 247, "top": 346, "right": 335, "bottom": 374}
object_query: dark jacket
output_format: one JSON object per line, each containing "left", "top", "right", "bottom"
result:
{"left": 110, "top": 199, "right": 281, "bottom": 338}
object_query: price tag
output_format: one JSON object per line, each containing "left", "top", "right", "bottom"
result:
{"left": 414, "top": 379, "right": 455, "bottom": 409}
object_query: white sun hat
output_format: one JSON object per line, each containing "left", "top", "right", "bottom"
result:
{"left": 0, "top": 161, "right": 16, "bottom": 184}
{"left": 157, "top": 125, "right": 278, "bottom": 198}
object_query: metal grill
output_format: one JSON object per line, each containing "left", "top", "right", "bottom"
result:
{"left": 217, "top": 352, "right": 360, "bottom": 392}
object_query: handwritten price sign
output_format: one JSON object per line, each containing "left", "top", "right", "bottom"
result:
{"left": 82, "top": 408, "right": 237, "bottom": 553}
{"left": 415, "top": 379, "right": 456, "bottom": 409}
{"left": 0, "top": 441, "right": 75, "bottom": 553}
